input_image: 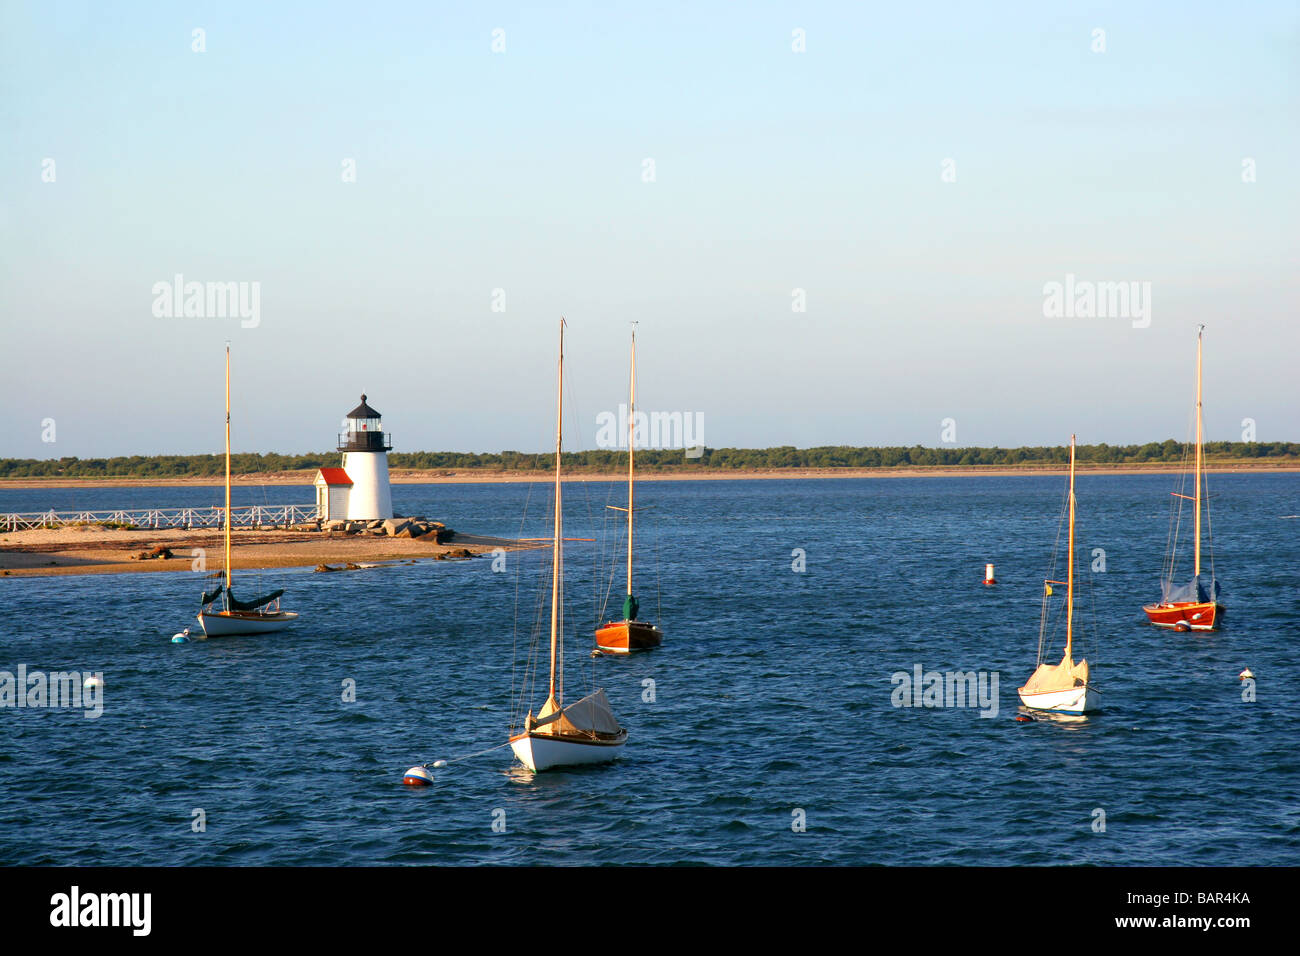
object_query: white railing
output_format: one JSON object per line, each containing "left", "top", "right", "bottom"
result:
{"left": 1, "top": 504, "right": 319, "bottom": 532}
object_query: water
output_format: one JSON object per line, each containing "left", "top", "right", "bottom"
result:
{"left": 1, "top": 474, "right": 1297, "bottom": 865}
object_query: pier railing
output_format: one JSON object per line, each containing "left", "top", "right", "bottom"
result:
{"left": 1, "top": 504, "right": 319, "bottom": 532}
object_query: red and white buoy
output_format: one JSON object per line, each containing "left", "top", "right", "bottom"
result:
{"left": 984, "top": 563, "right": 996, "bottom": 586}
{"left": 403, "top": 765, "right": 434, "bottom": 786}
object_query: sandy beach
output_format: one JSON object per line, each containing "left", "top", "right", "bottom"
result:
{"left": 0, "top": 525, "right": 530, "bottom": 579}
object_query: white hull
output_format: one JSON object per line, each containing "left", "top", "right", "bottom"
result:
{"left": 197, "top": 610, "right": 298, "bottom": 636}
{"left": 509, "top": 732, "right": 626, "bottom": 772}
{"left": 1018, "top": 684, "right": 1098, "bottom": 715}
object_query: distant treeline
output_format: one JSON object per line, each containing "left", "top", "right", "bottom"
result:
{"left": 1, "top": 441, "right": 1297, "bottom": 478}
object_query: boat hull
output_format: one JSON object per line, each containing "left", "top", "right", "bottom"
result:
{"left": 509, "top": 730, "right": 627, "bottom": 772}
{"left": 197, "top": 610, "right": 299, "bottom": 636}
{"left": 1018, "top": 683, "right": 1098, "bottom": 715}
{"left": 594, "top": 619, "right": 663, "bottom": 654}
{"left": 1142, "top": 601, "right": 1222, "bottom": 631}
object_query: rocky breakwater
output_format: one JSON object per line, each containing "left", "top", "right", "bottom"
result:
{"left": 320, "top": 516, "right": 454, "bottom": 543}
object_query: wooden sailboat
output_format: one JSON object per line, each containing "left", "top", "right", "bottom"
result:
{"left": 196, "top": 345, "right": 298, "bottom": 637}
{"left": 509, "top": 320, "right": 627, "bottom": 772}
{"left": 1018, "top": 435, "right": 1098, "bottom": 715}
{"left": 595, "top": 326, "right": 664, "bottom": 655}
{"left": 1143, "top": 326, "right": 1224, "bottom": 631}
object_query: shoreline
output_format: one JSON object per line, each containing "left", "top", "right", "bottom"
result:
{"left": 1, "top": 461, "right": 1297, "bottom": 489}
{"left": 0, "top": 527, "right": 532, "bottom": 579}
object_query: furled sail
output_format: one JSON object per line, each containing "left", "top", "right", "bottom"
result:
{"left": 200, "top": 586, "right": 223, "bottom": 606}
{"left": 225, "top": 588, "right": 284, "bottom": 612}
{"left": 1021, "top": 652, "right": 1089, "bottom": 694}
{"left": 1163, "top": 574, "right": 1220, "bottom": 604}
{"left": 530, "top": 689, "right": 622, "bottom": 737}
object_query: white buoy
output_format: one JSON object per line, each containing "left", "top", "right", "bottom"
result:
{"left": 1239, "top": 667, "right": 1255, "bottom": 681}
{"left": 83, "top": 675, "right": 103, "bottom": 690}
{"left": 431, "top": 760, "right": 448, "bottom": 769}
{"left": 171, "top": 627, "right": 191, "bottom": 644}
{"left": 403, "top": 765, "right": 434, "bottom": 786}
{"left": 984, "top": 563, "right": 996, "bottom": 586}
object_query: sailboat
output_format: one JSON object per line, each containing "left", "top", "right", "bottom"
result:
{"left": 1018, "top": 435, "right": 1099, "bottom": 715}
{"left": 595, "top": 325, "right": 664, "bottom": 655}
{"left": 509, "top": 319, "right": 628, "bottom": 772}
{"left": 196, "top": 345, "right": 298, "bottom": 637}
{"left": 1142, "top": 326, "right": 1224, "bottom": 631}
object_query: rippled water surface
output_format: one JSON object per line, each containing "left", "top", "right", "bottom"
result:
{"left": 2, "top": 475, "right": 1297, "bottom": 865}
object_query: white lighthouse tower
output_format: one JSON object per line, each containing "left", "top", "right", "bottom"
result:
{"left": 338, "top": 394, "right": 393, "bottom": 521}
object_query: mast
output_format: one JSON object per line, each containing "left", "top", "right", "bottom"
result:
{"left": 548, "top": 319, "right": 565, "bottom": 707}
{"left": 626, "top": 324, "right": 636, "bottom": 600}
{"left": 1065, "top": 434, "right": 1076, "bottom": 662}
{"left": 224, "top": 343, "right": 232, "bottom": 599}
{"left": 1194, "top": 325, "right": 1204, "bottom": 577}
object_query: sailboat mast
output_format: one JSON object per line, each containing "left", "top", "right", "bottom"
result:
{"left": 1194, "top": 326, "right": 1204, "bottom": 577}
{"left": 224, "top": 343, "right": 232, "bottom": 597}
{"left": 549, "top": 319, "right": 565, "bottom": 706}
{"left": 626, "top": 325, "right": 636, "bottom": 598}
{"left": 1065, "top": 434, "right": 1076, "bottom": 661}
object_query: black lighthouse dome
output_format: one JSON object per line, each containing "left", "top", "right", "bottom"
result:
{"left": 338, "top": 393, "right": 392, "bottom": 452}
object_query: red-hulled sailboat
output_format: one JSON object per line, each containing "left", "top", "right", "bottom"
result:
{"left": 595, "top": 325, "right": 663, "bottom": 654}
{"left": 1142, "top": 326, "right": 1224, "bottom": 631}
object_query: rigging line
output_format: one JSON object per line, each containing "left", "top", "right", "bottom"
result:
{"left": 422, "top": 740, "right": 513, "bottom": 768}
{"left": 1038, "top": 480, "right": 1069, "bottom": 666}
{"left": 509, "top": 480, "right": 535, "bottom": 733}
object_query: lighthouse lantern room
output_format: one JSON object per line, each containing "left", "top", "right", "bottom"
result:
{"left": 314, "top": 394, "right": 394, "bottom": 522}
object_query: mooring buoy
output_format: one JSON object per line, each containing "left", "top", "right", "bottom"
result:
{"left": 403, "top": 766, "right": 434, "bottom": 786}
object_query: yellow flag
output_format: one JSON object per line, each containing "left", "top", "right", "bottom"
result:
{"left": 1045, "top": 583, "right": 1054, "bottom": 596}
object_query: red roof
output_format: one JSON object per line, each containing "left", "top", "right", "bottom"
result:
{"left": 316, "top": 467, "right": 353, "bottom": 486}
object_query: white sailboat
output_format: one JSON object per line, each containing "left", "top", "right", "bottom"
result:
{"left": 1018, "top": 435, "right": 1098, "bottom": 715}
{"left": 509, "top": 320, "right": 627, "bottom": 772}
{"left": 196, "top": 345, "right": 298, "bottom": 637}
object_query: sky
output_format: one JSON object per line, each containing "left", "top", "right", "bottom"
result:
{"left": 1, "top": 1, "right": 1297, "bottom": 458}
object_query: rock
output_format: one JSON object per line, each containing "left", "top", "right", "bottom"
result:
{"left": 367, "top": 519, "right": 384, "bottom": 530}
{"left": 382, "top": 518, "right": 411, "bottom": 536}
{"left": 324, "top": 520, "right": 346, "bottom": 532}
{"left": 314, "top": 564, "right": 337, "bottom": 573}
{"left": 344, "top": 562, "right": 361, "bottom": 571}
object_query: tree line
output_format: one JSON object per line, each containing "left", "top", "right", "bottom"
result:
{"left": 1, "top": 441, "right": 1296, "bottom": 478}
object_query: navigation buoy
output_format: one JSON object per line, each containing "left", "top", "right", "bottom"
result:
{"left": 403, "top": 766, "right": 434, "bottom": 786}
{"left": 1173, "top": 620, "right": 1191, "bottom": 632}
{"left": 1239, "top": 667, "right": 1255, "bottom": 681}
{"left": 83, "top": 675, "right": 103, "bottom": 690}
{"left": 1015, "top": 714, "right": 1034, "bottom": 722}
{"left": 984, "top": 563, "right": 996, "bottom": 586}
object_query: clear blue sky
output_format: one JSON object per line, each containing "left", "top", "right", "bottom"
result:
{"left": 2, "top": 1, "right": 1296, "bottom": 457}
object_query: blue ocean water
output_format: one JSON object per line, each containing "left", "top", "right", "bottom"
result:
{"left": 1, "top": 474, "right": 1297, "bottom": 865}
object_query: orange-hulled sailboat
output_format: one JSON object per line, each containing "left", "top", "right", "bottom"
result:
{"left": 1142, "top": 326, "right": 1224, "bottom": 631}
{"left": 595, "top": 325, "right": 663, "bottom": 655}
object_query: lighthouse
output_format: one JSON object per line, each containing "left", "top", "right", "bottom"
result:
{"left": 315, "top": 394, "right": 394, "bottom": 522}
